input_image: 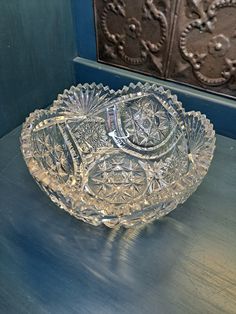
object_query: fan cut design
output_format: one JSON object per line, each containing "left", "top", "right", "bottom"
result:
{"left": 51, "top": 83, "right": 116, "bottom": 116}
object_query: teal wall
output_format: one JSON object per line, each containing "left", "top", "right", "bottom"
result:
{"left": 0, "top": 1, "right": 76, "bottom": 138}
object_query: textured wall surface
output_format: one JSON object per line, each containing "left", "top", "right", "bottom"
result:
{"left": 94, "top": 0, "right": 236, "bottom": 98}
{"left": 0, "top": 0, "right": 76, "bottom": 138}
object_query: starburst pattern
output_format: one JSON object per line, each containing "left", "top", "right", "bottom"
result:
{"left": 88, "top": 154, "right": 147, "bottom": 204}
{"left": 32, "top": 125, "right": 75, "bottom": 184}
{"left": 149, "top": 161, "right": 168, "bottom": 193}
{"left": 122, "top": 99, "right": 170, "bottom": 147}
{"left": 69, "top": 118, "right": 111, "bottom": 154}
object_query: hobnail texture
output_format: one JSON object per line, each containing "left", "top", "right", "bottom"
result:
{"left": 21, "top": 83, "right": 215, "bottom": 228}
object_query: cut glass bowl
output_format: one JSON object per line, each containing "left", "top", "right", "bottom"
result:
{"left": 21, "top": 83, "right": 216, "bottom": 228}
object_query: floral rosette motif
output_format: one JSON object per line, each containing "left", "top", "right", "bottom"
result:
{"left": 100, "top": 0, "right": 168, "bottom": 73}
{"left": 21, "top": 83, "right": 215, "bottom": 228}
{"left": 180, "top": 0, "right": 236, "bottom": 87}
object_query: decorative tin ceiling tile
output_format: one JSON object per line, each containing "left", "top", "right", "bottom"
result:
{"left": 94, "top": 0, "right": 236, "bottom": 98}
{"left": 168, "top": 0, "right": 236, "bottom": 97}
{"left": 94, "top": 0, "right": 175, "bottom": 77}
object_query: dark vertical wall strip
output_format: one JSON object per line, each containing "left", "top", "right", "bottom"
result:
{"left": 71, "top": 0, "right": 97, "bottom": 60}
{"left": 0, "top": 0, "right": 76, "bottom": 138}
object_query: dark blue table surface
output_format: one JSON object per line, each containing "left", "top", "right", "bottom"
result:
{"left": 0, "top": 126, "right": 236, "bottom": 314}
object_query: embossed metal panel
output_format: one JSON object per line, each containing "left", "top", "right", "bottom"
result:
{"left": 169, "top": 0, "right": 236, "bottom": 97}
{"left": 94, "top": 0, "right": 236, "bottom": 98}
{"left": 94, "top": 0, "right": 175, "bottom": 77}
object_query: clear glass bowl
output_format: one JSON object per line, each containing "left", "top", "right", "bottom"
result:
{"left": 21, "top": 83, "right": 215, "bottom": 228}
